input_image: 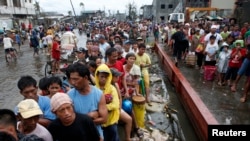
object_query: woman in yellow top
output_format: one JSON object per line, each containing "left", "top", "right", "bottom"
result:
{"left": 95, "top": 64, "right": 120, "bottom": 141}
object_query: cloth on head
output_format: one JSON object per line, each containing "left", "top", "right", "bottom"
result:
{"left": 50, "top": 93, "right": 72, "bottom": 112}
{"left": 114, "top": 45, "right": 123, "bottom": 53}
{"left": 17, "top": 99, "right": 43, "bottom": 119}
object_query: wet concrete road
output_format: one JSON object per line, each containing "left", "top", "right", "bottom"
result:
{"left": 160, "top": 43, "right": 250, "bottom": 125}
{"left": 0, "top": 30, "right": 87, "bottom": 110}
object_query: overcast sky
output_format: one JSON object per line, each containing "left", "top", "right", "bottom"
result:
{"left": 38, "top": 0, "right": 153, "bottom": 15}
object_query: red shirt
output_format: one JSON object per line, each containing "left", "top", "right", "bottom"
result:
{"left": 52, "top": 41, "right": 60, "bottom": 61}
{"left": 229, "top": 48, "right": 247, "bottom": 68}
{"left": 107, "top": 61, "right": 125, "bottom": 88}
{"left": 241, "top": 27, "right": 247, "bottom": 38}
{"left": 117, "top": 57, "right": 126, "bottom": 65}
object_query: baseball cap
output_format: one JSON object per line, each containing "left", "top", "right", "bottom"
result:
{"left": 51, "top": 93, "right": 72, "bottom": 112}
{"left": 195, "top": 28, "right": 200, "bottom": 32}
{"left": 124, "top": 40, "right": 131, "bottom": 45}
{"left": 98, "top": 34, "right": 105, "bottom": 40}
{"left": 17, "top": 99, "right": 43, "bottom": 119}
{"left": 110, "top": 68, "right": 122, "bottom": 77}
{"left": 211, "top": 25, "right": 217, "bottom": 29}
{"left": 221, "top": 42, "right": 229, "bottom": 47}
{"left": 185, "top": 23, "right": 190, "bottom": 26}
{"left": 76, "top": 47, "right": 86, "bottom": 53}
{"left": 136, "top": 37, "right": 143, "bottom": 41}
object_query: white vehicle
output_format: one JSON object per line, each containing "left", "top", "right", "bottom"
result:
{"left": 168, "top": 13, "right": 185, "bottom": 24}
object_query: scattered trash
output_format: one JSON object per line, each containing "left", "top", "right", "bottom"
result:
{"left": 145, "top": 102, "right": 164, "bottom": 112}
{"left": 150, "top": 76, "right": 162, "bottom": 83}
{"left": 151, "top": 94, "right": 165, "bottom": 103}
{"left": 151, "top": 129, "right": 169, "bottom": 141}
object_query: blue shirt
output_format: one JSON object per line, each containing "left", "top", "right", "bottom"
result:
{"left": 38, "top": 95, "right": 56, "bottom": 120}
{"left": 68, "top": 86, "right": 103, "bottom": 138}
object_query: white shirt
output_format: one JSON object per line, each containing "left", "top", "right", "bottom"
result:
{"left": 205, "top": 42, "right": 219, "bottom": 61}
{"left": 3, "top": 37, "right": 13, "bottom": 49}
{"left": 46, "top": 35, "right": 53, "bottom": 44}
{"left": 99, "top": 42, "right": 110, "bottom": 57}
{"left": 17, "top": 122, "right": 53, "bottom": 141}
{"left": 204, "top": 32, "right": 223, "bottom": 44}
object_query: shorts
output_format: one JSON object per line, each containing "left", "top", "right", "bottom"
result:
{"left": 5, "top": 48, "right": 15, "bottom": 54}
{"left": 43, "top": 44, "right": 48, "bottom": 48}
{"left": 225, "top": 67, "right": 239, "bottom": 80}
{"left": 34, "top": 47, "right": 39, "bottom": 53}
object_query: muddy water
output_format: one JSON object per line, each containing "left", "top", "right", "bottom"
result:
{"left": 0, "top": 30, "right": 86, "bottom": 110}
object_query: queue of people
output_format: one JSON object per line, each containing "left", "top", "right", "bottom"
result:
{"left": 0, "top": 20, "right": 154, "bottom": 141}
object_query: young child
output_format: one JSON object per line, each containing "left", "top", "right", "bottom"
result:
{"left": 38, "top": 77, "right": 50, "bottom": 96}
{"left": 110, "top": 67, "right": 144, "bottom": 140}
{"left": 51, "top": 35, "right": 61, "bottom": 73}
{"left": 225, "top": 40, "right": 247, "bottom": 86}
{"left": 47, "top": 76, "right": 64, "bottom": 98}
{"left": 217, "top": 43, "right": 231, "bottom": 86}
{"left": 94, "top": 64, "right": 120, "bottom": 141}
{"left": 87, "top": 60, "right": 98, "bottom": 85}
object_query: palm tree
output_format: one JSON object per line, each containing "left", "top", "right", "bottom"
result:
{"left": 80, "top": 2, "right": 84, "bottom": 14}
{"left": 34, "top": 0, "right": 40, "bottom": 15}
{"left": 80, "top": 2, "right": 84, "bottom": 8}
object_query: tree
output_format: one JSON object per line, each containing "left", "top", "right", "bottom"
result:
{"left": 80, "top": 2, "right": 84, "bottom": 8}
{"left": 68, "top": 11, "right": 72, "bottom": 16}
{"left": 126, "top": 1, "right": 137, "bottom": 21}
{"left": 34, "top": 0, "right": 40, "bottom": 15}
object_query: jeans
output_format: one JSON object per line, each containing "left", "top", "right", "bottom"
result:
{"left": 102, "top": 124, "right": 120, "bottom": 141}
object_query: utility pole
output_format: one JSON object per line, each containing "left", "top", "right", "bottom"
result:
{"left": 70, "top": 0, "right": 77, "bottom": 22}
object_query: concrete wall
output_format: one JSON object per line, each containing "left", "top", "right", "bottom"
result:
{"left": 185, "top": 0, "right": 209, "bottom": 7}
{"left": 0, "top": 0, "right": 35, "bottom": 15}
{"left": 152, "top": 0, "right": 179, "bottom": 23}
{"left": 211, "top": 0, "right": 235, "bottom": 9}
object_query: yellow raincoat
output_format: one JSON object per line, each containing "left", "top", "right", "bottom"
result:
{"left": 95, "top": 64, "right": 120, "bottom": 127}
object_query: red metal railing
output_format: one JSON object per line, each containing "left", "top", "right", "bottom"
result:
{"left": 154, "top": 43, "right": 218, "bottom": 141}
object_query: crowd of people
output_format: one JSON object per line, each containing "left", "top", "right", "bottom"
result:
{"left": 161, "top": 20, "right": 250, "bottom": 103}
{"left": 1, "top": 17, "right": 250, "bottom": 140}
{"left": 1, "top": 20, "right": 154, "bottom": 141}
